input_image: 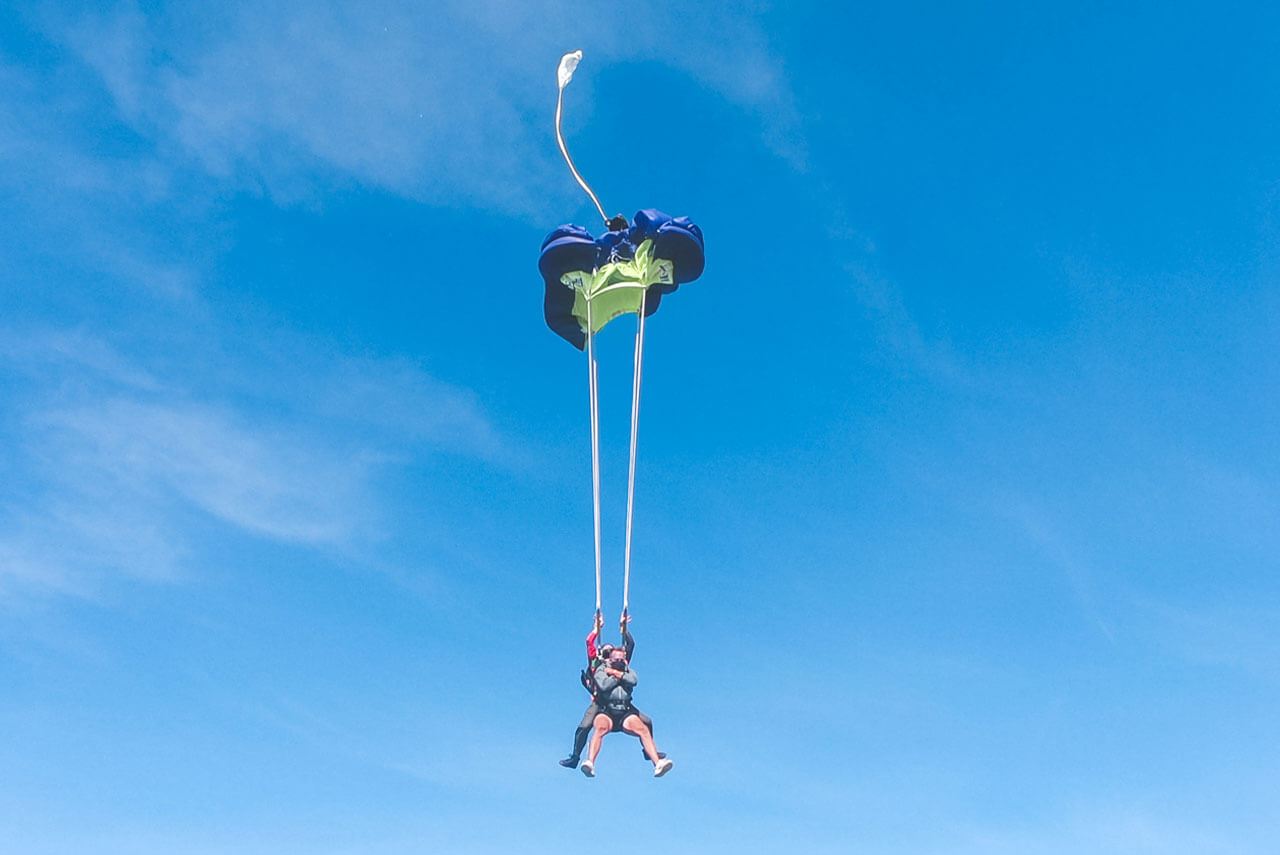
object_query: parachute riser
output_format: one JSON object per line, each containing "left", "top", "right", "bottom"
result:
{"left": 621, "top": 289, "right": 647, "bottom": 617}
{"left": 580, "top": 286, "right": 647, "bottom": 634}
{"left": 586, "top": 298, "right": 603, "bottom": 616}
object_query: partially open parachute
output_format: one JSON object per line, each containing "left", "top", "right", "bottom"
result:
{"left": 540, "top": 209, "right": 705, "bottom": 350}
{"left": 541, "top": 50, "right": 706, "bottom": 639}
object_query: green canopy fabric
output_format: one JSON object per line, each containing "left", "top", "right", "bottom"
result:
{"left": 560, "top": 239, "right": 675, "bottom": 336}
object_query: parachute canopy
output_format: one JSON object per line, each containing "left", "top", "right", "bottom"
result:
{"left": 540, "top": 209, "right": 705, "bottom": 350}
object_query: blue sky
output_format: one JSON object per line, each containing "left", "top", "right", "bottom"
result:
{"left": 2, "top": 1, "right": 1278, "bottom": 852}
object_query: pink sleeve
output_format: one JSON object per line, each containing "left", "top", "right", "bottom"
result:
{"left": 586, "top": 629, "right": 598, "bottom": 660}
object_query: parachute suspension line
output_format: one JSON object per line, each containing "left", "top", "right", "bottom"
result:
{"left": 621, "top": 289, "right": 648, "bottom": 623}
{"left": 554, "top": 52, "right": 609, "bottom": 227}
{"left": 586, "top": 297, "right": 603, "bottom": 616}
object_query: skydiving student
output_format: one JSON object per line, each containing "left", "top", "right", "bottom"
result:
{"left": 559, "top": 615, "right": 662, "bottom": 769}
{"left": 580, "top": 645, "right": 673, "bottom": 778}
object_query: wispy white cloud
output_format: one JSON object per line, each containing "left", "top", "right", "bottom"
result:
{"left": 308, "top": 354, "right": 501, "bottom": 457}
{"left": 843, "top": 255, "right": 973, "bottom": 384}
{"left": 208, "top": 331, "right": 503, "bottom": 460}
{"left": 983, "top": 490, "right": 1117, "bottom": 641}
{"left": 631, "top": 3, "right": 807, "bottom": 168}
{"left": 39, "top": 397, "right": 372, "bottom": 544}
{"left": 29, "top": 0, "right": 803, "bottom": 216}
{"left": 0, "top": 325, "right": 502, "bottom": 600}
{"left": 0, "top": 328, "right": 161, "bottom": 392}
{"left": 0, "top": 495, "right": 190, "bottom": 597}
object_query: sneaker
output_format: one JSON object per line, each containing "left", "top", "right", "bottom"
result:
{"left": 653, "top": 757, "right": 673, "bottom": 777}
{"left": 559, "top": 756, "right": 579, "bottom": 769}
{"left": 580, "top": 760, "right": 595, "bottom": 777}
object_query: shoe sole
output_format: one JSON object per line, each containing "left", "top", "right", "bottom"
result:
{"left": 654, "top": 760, "right": 673, "bottom": 778}
{"left": 581, "top": 764, "right": 595, "bottom": 777}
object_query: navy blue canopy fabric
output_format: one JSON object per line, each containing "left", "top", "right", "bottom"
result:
{"left": 540, "top": 209, "right": 705, "bottom": 349}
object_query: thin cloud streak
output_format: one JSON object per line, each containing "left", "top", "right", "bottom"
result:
{"left": 987, "top": 491, "right": 1117, "bottom": 642}
{"left": 31, "top": 0, "right": 804, "bottom": 217}
{"left": 0, "top": 322, "right": 505, "bottom": 599}
{"left": 39, "top": 398, "right": 372, "bottom": 545}
{"left": 843, "top": 256, "right": 973, "bottom": 385}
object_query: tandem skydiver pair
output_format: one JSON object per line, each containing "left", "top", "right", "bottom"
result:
{"left": 541, "top": 51, "right": 704, "bottom": 780}
{"left": 558, "top": 615, "right": 671, "bottom": 778}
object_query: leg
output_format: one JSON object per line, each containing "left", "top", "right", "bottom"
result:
{"left": 620, "top": 714, "right": 661, "bottom": 769}
{"left": 561, "top": 703, "right": 599, "bottom": 767}
{"left": 638, "top": 710, "right": 654, "bottom": 739}
{"left": 586, "top": 716, "right": 611, "bottom": 767}
{"left": 632, "top": 708, "right": 664, "bottom": 762}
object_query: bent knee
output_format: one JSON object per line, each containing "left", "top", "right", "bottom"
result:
{"left": 621, "top": 715, "right": 649, "bottom": 736}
